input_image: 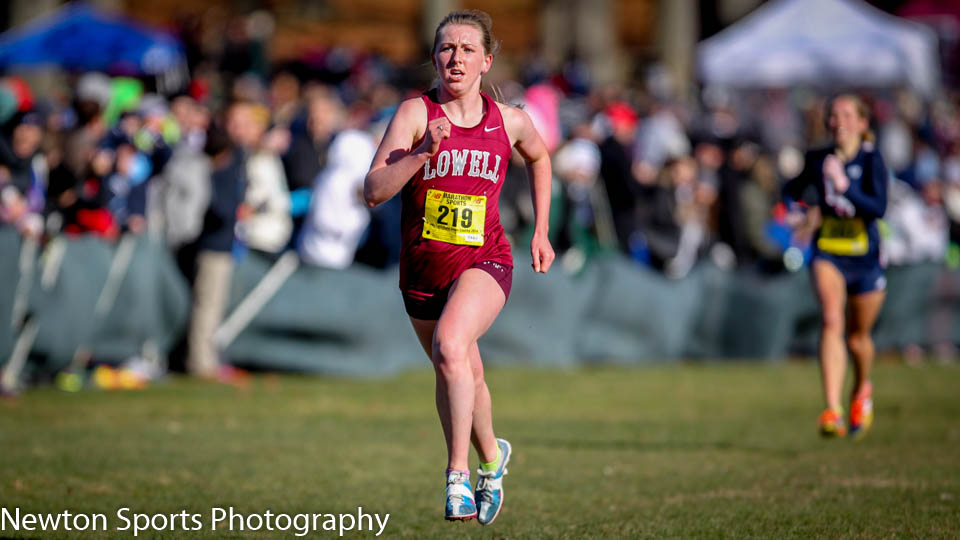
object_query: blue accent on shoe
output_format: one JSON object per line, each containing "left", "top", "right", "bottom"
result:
{"left": 476, "top": 438, "right": 511, "bottom": 525}
{"left": 445, "top": 471, "right": 478, "bottom": 520}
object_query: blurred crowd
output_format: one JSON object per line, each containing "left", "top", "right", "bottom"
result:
{"left": 575, "top": 81, "right": 960, "bottom": 277}
{"left": 1, "top": 10, "right": 959, "bottom": 374}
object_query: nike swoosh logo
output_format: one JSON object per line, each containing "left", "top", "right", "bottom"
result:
{"left": 484, "top": 125, "right": 502, "bottom": 132}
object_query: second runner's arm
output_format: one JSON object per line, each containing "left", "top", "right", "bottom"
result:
{"left": 838, "top": 151, "right": 888, "bottom": 220}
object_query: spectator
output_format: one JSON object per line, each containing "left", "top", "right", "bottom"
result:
{"left": 553, "top": 122, "right": 610, "bottom": 266}
{"left": 269, "top": 69, "right": 302, "bottom": 129}
{"left": 0, "top": 111, "right": 46, "bottom": 237}
{"left": 633, "top": 101, "right": 691, "bottom": 183}
{"left": 298, "top": 124, "right": 375, "bottom": 269}
{"left": 282, "top": 86, "right": 343, "bottom": 242}
{"left": 149, "top": 100, "right": 212, "bottom": 249}
{"left": 739, "top": 153, "right": 786, "bottom": 272}
{"left": 597, "top": 102, "right": 641, "bottom": 253}
{"left": 170, "top": 94, "right": 206, "bottom": 152}
{"left": 885, "top": 176, "right": 949, "bottom": 265}
{"left": 186, "top": 110, "right": 246, "bottom": 379}
{"left": 60, "top": 99, "right": 107, "bottom": 184}
{"left": 637, "top": 156, "right": 688, "bottom": 276}
{"left": 943, "top": 142, "right": 960, "bottom": 246}
{"left": 717, "top": 138, "right": 761, "bottom": 266}
{"left": 236, "top": 105, "right": 292, "bottom": 255}
{"left": 46, "top": 101, "right": 118, "bottom": 239}
{"left": 134, "top": 94, "right": 175, "bottom": 175}
{"left": 103, "top": 141, "right": 152, "bottom": 234}
{"left": 283, "top": 86, "right": 341, "bottom": 193}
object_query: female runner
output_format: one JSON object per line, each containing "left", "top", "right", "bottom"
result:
{"left": 784, "top": 94, "right": 888, "bottom": 438}
{"left": 363, "top": 10, "right": 554, "bottom": 523}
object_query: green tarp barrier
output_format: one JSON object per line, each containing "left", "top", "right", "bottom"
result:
{"left": 226, "top": 257, "right": 422, "bottom": 376}
{"left": 0, "top": 227, "right": 20, "bottom": 363}
{"left": 483, "top": 259, "right": 598, "bottom": 367}
{"left": 575, "top": 256, "right": 702, "bottom": 362}
{"left": 0, "top": 227, "right": 190, "bottom": 373}
{"left": 686, "top": 265, "right": 814, "bottom": 360}
{"left": 3, "top": 225, "right": 959, "bottom": 379}
{"left": 225, "top": 252, "right": 960, "bottom": 370}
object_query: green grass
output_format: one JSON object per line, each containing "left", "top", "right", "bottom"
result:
{"left": 1, "top": 362, "right": 959, "bottom": 539}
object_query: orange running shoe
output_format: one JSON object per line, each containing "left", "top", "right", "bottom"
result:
{"left": 818, "top": 408, "right": 847, "bottom": 438}
{"left": 849, "top": 381, "right": 874, "bottom": 439}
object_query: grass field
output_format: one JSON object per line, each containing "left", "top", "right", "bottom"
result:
{"left": 1, "top": 362, "right": 959, "bottom": 539}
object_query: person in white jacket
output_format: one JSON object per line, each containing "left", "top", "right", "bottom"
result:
{"left": 298, "top": 128, "right": 375, "bottom": 268}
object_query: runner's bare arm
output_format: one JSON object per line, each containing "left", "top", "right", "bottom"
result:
{"left": 503, "top": 105, "right": 555, "bottom": 273}
{"left": 364, "top": 98, "right": 448, "bottom": 207}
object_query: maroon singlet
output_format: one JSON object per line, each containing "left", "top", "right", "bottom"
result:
{"left": 399, "top": 90, "right": 513, "bottom": 300}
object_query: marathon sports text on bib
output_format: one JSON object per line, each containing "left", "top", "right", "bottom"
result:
{"left": 422, "top": 189, "right": 486, "bottom": 246}
{"left": 818, "top": 216, "right": 868, "bottom": 256}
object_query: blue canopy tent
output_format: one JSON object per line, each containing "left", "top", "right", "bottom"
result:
{"left": 0, "top": 4, "right": 186, "bottom": 90}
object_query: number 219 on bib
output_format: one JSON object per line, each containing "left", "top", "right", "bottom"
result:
{"left": 422, "top": 189, "right": 486, "bottom": 246}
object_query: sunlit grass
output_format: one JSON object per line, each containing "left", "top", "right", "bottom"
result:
{"left": 1, "top": 362, "right": 958, "bottom": 538}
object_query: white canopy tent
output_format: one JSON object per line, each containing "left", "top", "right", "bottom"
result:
{"left": 697, "top": 0, "right": 940, "bottom": 96}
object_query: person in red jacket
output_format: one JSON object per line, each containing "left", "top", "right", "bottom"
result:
{"left": 364, "top": 9, "right": 554, "bottom": 525}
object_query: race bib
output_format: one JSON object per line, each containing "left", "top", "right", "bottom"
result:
{"left": 818, "top": 216, "right": 868, "bottom": 256}
{"left": 422, "top": 189, "right": 486, "bottom": 246}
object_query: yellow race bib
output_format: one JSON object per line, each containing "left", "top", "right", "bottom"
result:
{"left": 818, "top": 217, "right": 868, "bottom": 256}
{"left": 422, "top": 189, "right": 486, "bottom": 246}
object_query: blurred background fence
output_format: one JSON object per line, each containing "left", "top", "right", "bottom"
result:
{"left": 3, "top": 227, "right": 958, "bottom": 378}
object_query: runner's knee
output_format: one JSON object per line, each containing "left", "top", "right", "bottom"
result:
{"left": 473, "top": 371, "right": 487, "bottom": 394}
{"left": 847, "top": 332, "right": 872, "bottom": 357}
{"left": 821, "top": 309, "right": 844, "bottom": 336}
{"left": 433, "top": 330, "right": 470, "bottom": 372}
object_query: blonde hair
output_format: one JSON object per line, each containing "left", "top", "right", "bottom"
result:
{"left": 827, "top": 93, "right": 875, "bottom": 144}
